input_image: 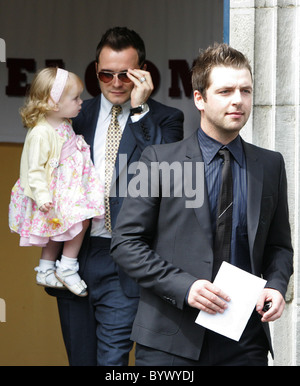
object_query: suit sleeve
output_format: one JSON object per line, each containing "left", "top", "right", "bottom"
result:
{"left": 110, "top": 145, "right": 198, "bottom": 310}
{"left": 128, "top": 104, "right": 184, "bottom": 152}
{"left": 262, "top": 153, "right": 293, "bottom": 297}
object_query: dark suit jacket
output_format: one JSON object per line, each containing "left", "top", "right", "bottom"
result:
{"left": 69, "top": 95, "right": 184, "bottom": 298}
{"left": 73, "top": 95, "right": 183, "bottom": 230}
{"left": 111, "top": 131, "right": 293, "bottom": 360}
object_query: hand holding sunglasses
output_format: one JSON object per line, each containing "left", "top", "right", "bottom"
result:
{"left": 126, "top": 68, "right": 154, "bottom": 109}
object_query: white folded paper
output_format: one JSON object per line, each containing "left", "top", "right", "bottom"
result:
{"left": 195, "top": 262, "right": 266, "bottom": 341}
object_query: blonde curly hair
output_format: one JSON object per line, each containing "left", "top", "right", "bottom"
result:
{"left": 20, "top": 67, "right": 82, "bottom": 128}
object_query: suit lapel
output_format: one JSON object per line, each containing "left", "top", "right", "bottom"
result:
{"left": 115, "top": 119, "right": 137, "bottom": 178}
{"left": 185, "top": 132, "right": 213, "bottom": 245}
{"left": 84, "top": 95, "right": 101, "bottom": 161}
{"left": 243, "top": 141, "right": 263, "bottom": 263}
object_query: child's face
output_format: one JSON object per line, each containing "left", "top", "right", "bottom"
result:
{"left": 58, "top": 80, "right": 83, "bottom": 119}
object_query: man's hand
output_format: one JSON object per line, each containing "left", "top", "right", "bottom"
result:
{"left": 256, "top": 288, "right": 286, "bottom": 322}
{"left": 127, "top": 68, "right": 154, "bottom": 108}
{"left": 188, "top": 279, "right": 231, "bottom": 314}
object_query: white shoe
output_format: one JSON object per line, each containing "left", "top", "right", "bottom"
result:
{"left": 35, "top": 267, "right": 65, "bottom": 289}
{"left": 55, "top": 261, "right": 88, "bottom": 297}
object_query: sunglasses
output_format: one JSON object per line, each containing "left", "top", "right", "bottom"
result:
{"left": 97, "top": 71, "right": 131, "bottom": 83}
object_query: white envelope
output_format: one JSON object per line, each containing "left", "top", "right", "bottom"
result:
{"left": 195, "top": 262, "right": 267, "bottom": 341}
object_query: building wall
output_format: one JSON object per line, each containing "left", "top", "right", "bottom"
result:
{"left": 230, "top": 0, "right": 300, "bottom": 365}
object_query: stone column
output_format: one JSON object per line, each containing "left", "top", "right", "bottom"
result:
{"left": 230, "top": 0, "right": 300, "bottom": 365}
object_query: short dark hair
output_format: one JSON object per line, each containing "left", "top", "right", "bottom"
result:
{"left": 192, "top": 43, "right": 252, "bottom": 100}
{"left": 95, "top": 26, "right": 146, "bottom": 66}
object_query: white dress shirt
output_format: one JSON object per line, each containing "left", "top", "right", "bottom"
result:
{"left": 91, "top": 95, "right": 148, "bottom": 238}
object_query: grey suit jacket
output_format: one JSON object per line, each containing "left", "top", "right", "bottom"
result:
{"left": 111, "top": 131, "right": 293, "bottom": 360}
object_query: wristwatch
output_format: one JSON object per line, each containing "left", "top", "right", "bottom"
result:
{"left": 130, "top": 103, "right": 149, "bottom": 115}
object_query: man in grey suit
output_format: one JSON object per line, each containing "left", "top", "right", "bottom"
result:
{"left": 111, "top": 43, "right": 293, "bottom": 366}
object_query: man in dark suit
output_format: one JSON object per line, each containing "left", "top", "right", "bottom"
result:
{"left": 49, "top": 27, "right": 184, "bottom": 366}
{"left": 111, "top": 43, "right": 293, "bottom": 366}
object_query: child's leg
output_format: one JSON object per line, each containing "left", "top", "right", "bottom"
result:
{"left": 35, "top": 240, "right": 64, "bottom": 288}
{"left": 39, "top": 239, "right": 62, "bottom": 275}
{"left": 62, "top": 219, "right": 90, "bottom": 258}
{"left": 55, "top": 220, "right": 90, "bottom": 296}
{"left": 41, "top": 239, "right": 63, "bottom": 261}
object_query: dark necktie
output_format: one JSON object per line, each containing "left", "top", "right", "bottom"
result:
{"left": 212, "top": 148, "right": 233, "bottom": 278}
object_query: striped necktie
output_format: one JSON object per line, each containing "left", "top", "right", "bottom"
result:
{"left": 212, "top": 148, "right": 233, "bottom": 278}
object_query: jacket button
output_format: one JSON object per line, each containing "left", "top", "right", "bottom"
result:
{"left": 163, "top": 296, "right": 176, "bottom": 306}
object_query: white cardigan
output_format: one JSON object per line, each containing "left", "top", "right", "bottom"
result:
{"left": 19, "top": 118, "right": 65, "bottom": 209}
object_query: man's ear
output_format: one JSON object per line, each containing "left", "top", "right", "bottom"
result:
{"left": 194, "top": 90, "right": 205, "bottom": 112}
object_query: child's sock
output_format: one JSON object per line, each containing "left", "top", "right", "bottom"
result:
{"left": 38, "top": 259, "right": 55, "bottom": 272}
{"left": 58, "top": 255, "right": 81, "bottom": 286}
{"left": 36, "top": 259, "right": 57, "bottom": 284}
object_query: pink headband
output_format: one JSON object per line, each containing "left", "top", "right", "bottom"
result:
{"left": 50, "top": 68, "right": 69, "bottom": 103}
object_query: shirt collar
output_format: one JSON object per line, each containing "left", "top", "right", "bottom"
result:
{"left": 197, "top": 127, "right": 244, "bottom": 167}
{"left": 100, "top": 94, "right": 131, "bottom": 120}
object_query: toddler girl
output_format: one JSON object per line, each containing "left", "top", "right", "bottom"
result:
{"left": 9, "top": 67, "right": 105, "bottom": 297}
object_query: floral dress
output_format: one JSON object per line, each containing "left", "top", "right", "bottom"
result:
{"left": 9, "top": 120, "right": 105, "bottom": 247}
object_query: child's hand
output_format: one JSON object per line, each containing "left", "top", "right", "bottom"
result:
{"left": 39, "top": 202, "right": 53, "bottom": 213}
